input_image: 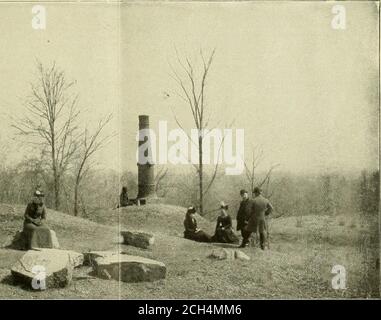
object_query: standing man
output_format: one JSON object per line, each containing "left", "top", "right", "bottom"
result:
{"left": 245, "top": 187, "right": 273, "bottom": 250}
{"left": 236, "top": 189, "right": 254, "bottom": 248}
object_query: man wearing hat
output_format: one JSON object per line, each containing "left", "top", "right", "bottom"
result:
{"left": 236, "top": 189, "right": 254, "bottom": 248}
{"left": 244, "top": 187, "right": 273, "bottom": 250}
{"left": 22, "top": 190, "right": 53, "bottom": 249}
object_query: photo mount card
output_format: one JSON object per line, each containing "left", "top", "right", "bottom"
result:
{"left": 0, "top": 0, "right": 379, "bottom": 300}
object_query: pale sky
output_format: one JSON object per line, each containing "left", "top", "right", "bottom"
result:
{"left": 121, "top": 1, "right": 379, "bottom": 174}
{"left": 0, "top": 2, "right": 378, "bottom": 175}
{"left": 0, "top": 3, "right": 120, "bottom": 171}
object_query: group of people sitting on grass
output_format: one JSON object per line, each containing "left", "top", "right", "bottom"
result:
{"left": 183, "top": 187, "right": 274, "bottom": 250}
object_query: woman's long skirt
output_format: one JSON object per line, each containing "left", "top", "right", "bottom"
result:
{"left": 212, "top": 228, "right": 239, "bottom": 244}
{"left": 23, "top": 222, "right": 53, "bottom": 250}
{"left": 184, "top": 230, "right": 212, "bottom": 243}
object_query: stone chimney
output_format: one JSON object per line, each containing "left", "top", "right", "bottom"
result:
{"left": 137, "top": 115, "right": 156, "bottom": 199}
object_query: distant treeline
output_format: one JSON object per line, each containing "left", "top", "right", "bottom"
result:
{"left": 0, "top": 158, "right": 378, "bottom": 222}
{"left": 156, "top": 169, "right": 379, "bottom": 221}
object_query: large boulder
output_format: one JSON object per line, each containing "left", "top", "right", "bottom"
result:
{"left": 120, "top": 231, "right": 154, "bottom": 249}
{"left": 50, "top": 230, "right": 60, "bottom": 249}
{"left": 83, "top": 251, "right": 120, "bottom": 266}
{"left": 93, "top": 254, "right": 166, "bottom": 282}
{"left": 9, "top": 229, "right": 60, "bottom": 250}
{"left": 11, "top": 249, "right": 78, "bottom": 289}
{"left": 33, "top": 248, "right": 84, "bottom": 268}
{"left": 8, "top": 231, "right": 27, "bottom": 250}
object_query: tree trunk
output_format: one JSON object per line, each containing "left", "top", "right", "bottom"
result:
{"left": 74, "top": 181, "right": 79, "bottom": 216}
{"left": 251, "top": 165, "right": 255, "bottom": 197}
{"left": 53, "top": 172, "right": 60, "bottom": 209}
{"left": 198, "top": 134, "right": 203, "bottom": 214}
{"left": 74, "top": 169, "right": 83, "bottom": 217}
{"left": 51, "top": 130, "right": 60, "bottom": 210}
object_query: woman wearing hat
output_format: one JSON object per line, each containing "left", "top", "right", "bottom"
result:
{"left": 22, "top": 190, "right": 53, "bottom": 249}
{"left": 183, "top": 206, "right": 212, "bottom": 242}
{"left": 211, "top": 202, "right": 239, "bottom": 244}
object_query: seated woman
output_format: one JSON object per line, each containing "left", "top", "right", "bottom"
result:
{"left": 118, "top": 186, "right": 130, "bottom": 208}
{"left": 211, "top": 202, "right": 239, "bottom": 244}
{"left": 183, "top": 206, "right": 212, "bottom": 243}
{"left": 23, "top": 190, "right": 53, "bottom": 250}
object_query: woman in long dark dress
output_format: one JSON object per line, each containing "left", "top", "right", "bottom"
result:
{"left": 183, "top": 206, "right": 212, "bottom": 243}
{"left": 118, "top": 186, "right": 130, "bottom": 207}
{"left": 23, "top": 190, "right": 53, "bottom": 249}
{"left": 211, "top": 202, "right": 239, "bottom": 244}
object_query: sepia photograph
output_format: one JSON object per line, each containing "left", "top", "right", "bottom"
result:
{"left": 0, "top": 0, "right": 379, "bottom": 301}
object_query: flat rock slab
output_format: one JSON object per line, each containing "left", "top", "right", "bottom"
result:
{"left": 33, "top": 248, "right": 84, "bottom": 268}
{"left": 93, "top": 254, "right": 166, "bottom": 282}
{"left": 209, "top": 248, "right": 250, "bottom": 261}
{"left": 83, "top": 251, "right": 120, "bottom": 266}
{"left": 11, "top": 249, "right": 79, "bottom": 289}
{"left": 120, "top": 231, "right": 154, "bottom": 249}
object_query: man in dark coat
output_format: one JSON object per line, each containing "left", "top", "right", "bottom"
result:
{"left": 244, "top": 187, "right": 273, "bottom": 250}
{"left": 236, "top": 189, "right": 254, "bottom": 248}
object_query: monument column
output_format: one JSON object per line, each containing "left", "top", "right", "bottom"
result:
{"left": 137, "top": 115, "right": 157, "bottom": 199}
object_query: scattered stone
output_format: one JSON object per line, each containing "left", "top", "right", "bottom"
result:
{"left": 83, "top": 251, "right": 120, "bottom": 266}
{"left": 209, "top": 248, "right": 251, "bottom": 261}
{"left": 101, "top": 269, "right": 112, "bottom": 280}
{"left": 209, "top": 248, "right": 235, "bottom": 260}
{"left": 93, "top": 254, "right": 166, "bottom": 282}
{"left": 11, "top": 249, "right": 75, "bottom": 289}
{"left": 121, "top": 231, "right": 155, "bottom": 249}
{"left": 234, "top": 250, "right": 250, "bottom": 261}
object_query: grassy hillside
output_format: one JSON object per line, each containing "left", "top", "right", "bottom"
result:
{"left": 87, "top": 204, "right": 214, "bottom": 237}
{"left": 0, "top": 203, "right": 378, "bottom": 299}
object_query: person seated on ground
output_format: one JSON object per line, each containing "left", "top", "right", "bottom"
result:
{"left": 183, "top": 206, "right": 212, "bottom": 243}
{"left": 118, "top": 186, "right": 130, "bottom": 208}
{"left": 23, "top": 190, "right": 53, "bottom": 250}
{"left": 211, "top": 202, "right": 239, "bottom": 244}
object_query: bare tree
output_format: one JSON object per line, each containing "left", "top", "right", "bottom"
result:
{"left": 73, "top": 114, "right": 113, "bottom": 216}
{"left": 168, "top": 48, "right": 222, "bottom": 214}
{"left": 244, "top": 145, "right": 279, "bottom": 198}
{"left": 12, "top": 62, "right": 80, "bottom": 210}
{"left": 155, "top": 166, "right": 169, "bottom": 196}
